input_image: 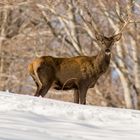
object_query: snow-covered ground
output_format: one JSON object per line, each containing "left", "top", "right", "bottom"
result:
{"left": 0, "top": 91, "right": 140, "bottom": 140}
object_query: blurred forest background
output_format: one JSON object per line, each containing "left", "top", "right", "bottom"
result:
{"left": 0, "top": 0, "right": 140, "bottom": 109}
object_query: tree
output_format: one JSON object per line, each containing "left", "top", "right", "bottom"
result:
{"left": 0, "top": 0, "right": 140, "bottom": 109}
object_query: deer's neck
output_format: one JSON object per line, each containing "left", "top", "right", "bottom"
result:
{"left": 93, "top": 50, "right": 111, "bottom": 74}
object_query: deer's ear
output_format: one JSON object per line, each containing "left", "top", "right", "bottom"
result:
{"left": 95, "top": 32, "right": 104, "bottom": 41}
{"left": 113, "top": 33, "right": 122, "bottom": 41}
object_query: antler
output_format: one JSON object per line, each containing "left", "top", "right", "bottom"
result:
{"left": 114, "top": 0, "right": 134, "bottom": 34}
{"left": 119, "top": 18, "right": 130, "bottom": 33}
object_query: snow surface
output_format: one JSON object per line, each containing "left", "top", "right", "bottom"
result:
{"left": 0, "top": 91, "right": 140, "bottom": 140}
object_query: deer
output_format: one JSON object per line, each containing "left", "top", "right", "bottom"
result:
{"left": 28, "top": 32, "right": 122, "bottom": 104}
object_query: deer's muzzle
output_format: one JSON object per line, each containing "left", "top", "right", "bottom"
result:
{"left": 105, "top": 49, "right": 111, "bottom": 55}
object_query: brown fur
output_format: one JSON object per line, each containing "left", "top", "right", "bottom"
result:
{"left": 28, "top": 33, "right": 122, "bottom": 104}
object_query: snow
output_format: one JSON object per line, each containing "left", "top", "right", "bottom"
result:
{"left": 0, "top": 91, "right": 140, "bottom": 140}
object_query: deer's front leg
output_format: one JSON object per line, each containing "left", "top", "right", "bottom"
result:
{"left": 74, "top": 89, "right": 79, "bottom": 104}
{"left": 79, "top": 86, "right": 88, "bottom": 105}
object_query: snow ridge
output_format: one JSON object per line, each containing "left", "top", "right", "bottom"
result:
{"left": 0, "top": 91, "right": 140, "bottom": 140}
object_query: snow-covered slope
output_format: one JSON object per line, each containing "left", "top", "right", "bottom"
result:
{"left": 0, "top": 91, "right": 140, "bottom": 140}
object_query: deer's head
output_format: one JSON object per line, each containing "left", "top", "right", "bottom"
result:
{"left": 95, "top": 33, "right": 122, "bottom": 55}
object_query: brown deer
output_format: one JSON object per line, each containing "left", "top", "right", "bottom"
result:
{"left": 28, "top": 32, "right": 122, "bottom": 104}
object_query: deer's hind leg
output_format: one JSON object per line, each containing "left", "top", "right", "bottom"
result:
{"left": 29, "top": 71, "right": 40, "bottom": 97}
{"left": 28, "top": 63, "right": 40, "bottom": 97}
{"left": 35, "top": 66, "right": 54, "bottom": 97}
{"left": 39, "top": 80, "right": 53, "bottom": 97}
{"left": 33, "top": 77, "right": 40, "bottom": 97}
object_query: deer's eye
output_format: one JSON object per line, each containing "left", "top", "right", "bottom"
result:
{"left": 101, "top": 41, "right": 104, "bottom": 44}
{"left": 111, "top": 42, "right": 114, "bottom": 45}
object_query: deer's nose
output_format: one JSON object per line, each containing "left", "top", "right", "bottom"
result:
{"left": 105, "top": 49, "right": 111, "bottom": 55}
